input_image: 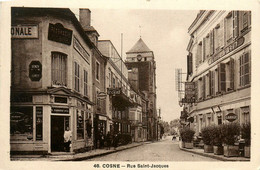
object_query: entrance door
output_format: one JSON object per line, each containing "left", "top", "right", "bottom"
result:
{"left": 51, "top": 116, "right": 68, "bottom": 152}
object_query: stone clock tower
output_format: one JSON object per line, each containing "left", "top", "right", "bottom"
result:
{"left": 125, "top": 38, "right": 157, "bottom": 141}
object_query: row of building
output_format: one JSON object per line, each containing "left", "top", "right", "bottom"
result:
{"left": 181, "top": 10, "right": 251, "bottom": 135}
{"left": 10, "top": 7, "right": 159, "bottom": 154}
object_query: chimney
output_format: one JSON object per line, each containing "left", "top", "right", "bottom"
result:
{"left": 79, "top": 8, "right": 91, "bottom": 30}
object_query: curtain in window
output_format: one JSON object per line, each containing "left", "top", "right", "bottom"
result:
{"left": 52, "top": 52, "right": 67, "bottom": 86}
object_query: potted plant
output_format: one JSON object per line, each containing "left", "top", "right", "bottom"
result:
{"left": 241, "top": 123, "right": 250, "bottom": 158}
{"left": 201, "top": 126, "right": 214, "bottom": 153}
{"left": 221, "top": 122, "right": 240, "bottom": 157}
{"left": 183, "top": 128, "right": 195, "bottom": 149}
{"left": 212, "top": 125, "right": 224, "bottom": 155}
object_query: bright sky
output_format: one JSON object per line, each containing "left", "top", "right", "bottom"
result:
{"left": 72, "top": 8, "right": 198, "bottom": 122}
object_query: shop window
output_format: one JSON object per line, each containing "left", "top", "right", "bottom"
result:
{"left": 10, "top": 107, "right": 33, "bottom": 141}
{"left": 77, "top": 110, "right": 84, "bottom": 140}
{"left": 84, "top": 70, "right": 88, "bottom": 96}
{"left": 74, "top": 62, "right": 80, "bottom": 92}
{"left": 239, "top": 52, "right": 251, "bottom": 87}
{"left": 51, "top": 52, "right": 67, "bottom": 86}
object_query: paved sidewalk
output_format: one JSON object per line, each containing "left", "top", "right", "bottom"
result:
{"left": 179, "top": 146, "right": 250, "bottom": 161}
{"left": 11, "top": 141, "right": 153, "bottom": 161}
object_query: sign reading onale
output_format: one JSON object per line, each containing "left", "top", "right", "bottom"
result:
{"left": 225, "top": 113, "right": 237, "bottom": 122}
{"left": 11, "top": 25, "right": 38, "bottom": 38}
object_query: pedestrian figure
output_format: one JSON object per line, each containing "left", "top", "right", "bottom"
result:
{"left": 113, "top": 133, "right": 119, "bottom": 150}
{"left": 106, "top": 131, "right": 112, "bottom": 150}
{"left": 64, "top": 127, "right": 72, "bottom": 152}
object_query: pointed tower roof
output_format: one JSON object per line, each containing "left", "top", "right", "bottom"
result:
{"left": 126, "top": 38, "right": 152, "bottom": 53}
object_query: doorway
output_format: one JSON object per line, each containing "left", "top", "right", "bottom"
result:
{"left": 51, "top": 116, "right": 69, "bottom": 152}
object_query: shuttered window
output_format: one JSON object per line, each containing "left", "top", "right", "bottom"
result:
{"left": 195, "top": 81, "right": 198, "bottom": 101}
{"left": 229, "top": 58, "right": 235, "bottom": 90}
{"left": 205, "top": 34, "right": 210, "bottom": 59}
{"left": 239, "top": 52, "right": 251, "bottom": 86}
{"left": 74, "top": 62, "right": 80, "bottom": 92}
{"left": 84, "top": 70, "right": 88, "bottom": 96}
{"left": 225, "top": 12, "right": 233, "bottom": 44}
{"left": 203, "top": 38, "right": 206, "bottom": 61}
{"left": 233, "top": 11, "right": 239, "bottom": 38}
{"left": 210, "top": 30, "right": 214, "bottom": 55}
{"left": 218, "top": 63, "right": 226, "bottom": 92}
{"left": 51, "top": 52, "right": 67, "bottom": 86}
{"left": 239, "top": 11, "right": 251, "bottom": 34}
{"left": 209, "top": 70, "right": 215, "bottom": 96}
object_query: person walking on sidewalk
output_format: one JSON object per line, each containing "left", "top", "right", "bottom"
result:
{"left": 64, "top": 127, "right": 72, "bottom": 152}
{"left": 106, "top": 131, "right": 112, "bottom": 150}
{"left": 113, "top": 133, "right": 119, "bottom": 150}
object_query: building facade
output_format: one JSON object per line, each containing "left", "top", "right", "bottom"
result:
{"left": 79, "top": 9, "right": 108, "bottom": 148}
{"left": 11, "top": 7, "right": 94, "bottom": 154}
{"left": 125, "top": 38, "right": 158, "bottom": 141}
{"left": 98, "top": 40, "right": 133, "bottom": 143}
{"left": 184, "top": 10, "right": 251, "bottom": 135}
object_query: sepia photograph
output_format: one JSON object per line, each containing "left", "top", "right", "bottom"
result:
{"left": 1, "top": 0, "right": 260, "bottom": 169}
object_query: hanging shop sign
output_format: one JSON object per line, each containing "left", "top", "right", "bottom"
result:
{"left": 107, "top": 88, "right": 121, "bottom": 95}
{"left": 185, "top": 82, "right": 195, "bottom": 99}
{"left": 51, "top": 107, "right": 69, "bottom": 114}
{"left": 181, "top": 98, "right": 196, "bottom": 104}
{"left": 97, "top": 92, "right": 107, "bottom": 99}
{"left": 208, "top": 37, "right": 245, "bottom": 65}
{"left": 29, "top": 61, "right": 42, "bottom": 81}
{"left": 48, "top": 23, "right": 72, "bottom": 45}
{"left": 11, "top": 25, "right": 38, "bottom": 38}
{"left": 225, "top": 113, "right": 237, "bottom": 122}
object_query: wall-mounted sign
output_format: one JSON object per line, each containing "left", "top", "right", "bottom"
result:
{"left": 48, "top": 23, "right": 72, "bottom": 45}
{"left": 208, "top": 37, "right": 245, "bottom": 65}
{"left": 29, "top": 61, "right": 42, "bottom": 81}
{"left": 225, "top": 113, "right": 237, "bottom": 122}
{"left": 11, "top": 25, "right": 38, "bottom": 38}
{"left": 54, "top": 96, "right": 68, "bottom": 104}
{"left": 107, "top": 88, "right": 121, "bottom": 95}
{"left": 73, "top": 37, "right": 90, "bottom": 62}
{"left": 36, "top": 107, "right": 43, "bottom": 141}
{"left": 51, "top": 107, "right": 69, "bottom": 114}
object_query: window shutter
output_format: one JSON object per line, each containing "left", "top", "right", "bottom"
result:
{"left": 233, "top": 11, "right": 239, "bottom": 39}
{"left": 219, "top": 19, "right": 224, "bottom": 48}
{"left": 203, "top": 114, "right": 206, "bottom": 122}
{"left": 203, "top": 38, "right": 206, "bottom": 61}
{"left": 203, "top": 76, "right": 206, "bottom": 99}
{"left": 217, "top": 65, "right": 220, "bottom": 94}
{"left": 230, "top": 58, "right": 235, "bottom": 90}
{"left": 220, "top": 63, "right": 226, "bottom": 92}
{"left": 239, "top": 55, "right": 243, "bottom": 86}
{"left": 210, "top": 30, "right": 214, "bottom": 55}
{"left": 212, "top": 112, "right": 214, "bottom": 122}
{"left": 208, "top": 71, "right": 212, "bottom": 96}
{"left": 209, "top": 71, "right": 215, "bottom": 96}
{"left": 195, "top": 81, "right": 198, "bottom": 101}
{"left": 234, "top": 108, "right": 240, "bottom": 123}
{"left": 196, "top": 45, "right": 199, "bottom": 66}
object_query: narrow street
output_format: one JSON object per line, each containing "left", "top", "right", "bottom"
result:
{"left": 87, "top": 136, "right": 218, "bottom": 161}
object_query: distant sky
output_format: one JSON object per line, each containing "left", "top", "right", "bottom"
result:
{"left": 72, "top": 8, "right": 198, "bottom": 122}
